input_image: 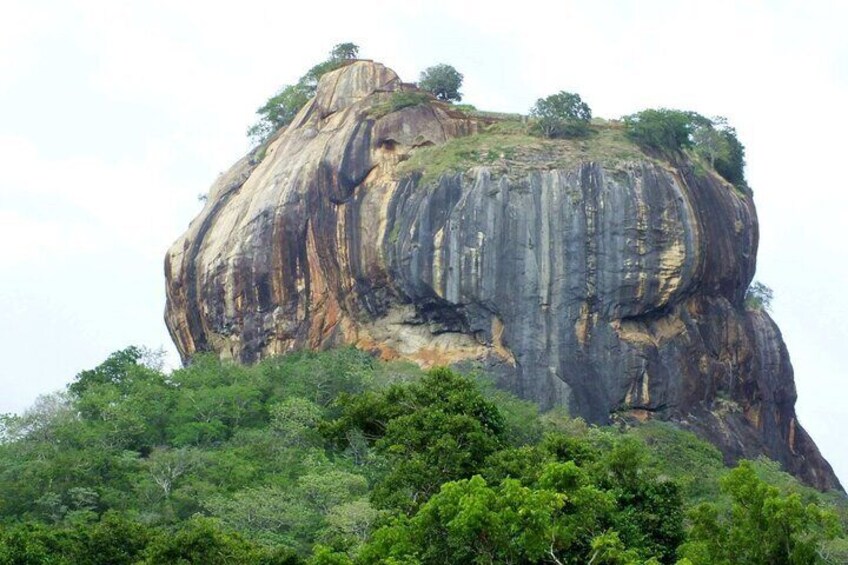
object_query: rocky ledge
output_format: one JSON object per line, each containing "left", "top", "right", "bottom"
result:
{"left": 164, "top": 61, "right": 841, "bottom": 491}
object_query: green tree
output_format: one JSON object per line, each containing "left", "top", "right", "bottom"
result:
{"left": 418, "top": 64, "right": 463, "bottom": 102}
{"left": 247, "top": 84, "right": 312, "bottom": 143}
{"left": 263, "top": 347, "right": 376, "bottom": 408}
{"left": 586, "top": 530, "right": 644, "bottom": 565}
{"left": 297, "top": 471, "right": 369, "bottom": 515}
{"left": 530, "top": 91, "right": 593, "bottom": 138}
{"left": 592, "top": 438, "right": 685, "bottom": 564}
{"left": 326, "top": 367, "right": 504, "bottom": 512}
{"left": 691, "top": 117, "right": 729, "bottom": 168}
{"left": 357, "top": 465, "right": 661, "bottom": 565}
{"left": 68, "top": 346, "right": 145, "bottom": 397}
{"left": 818, "top": 537, "right": 848, "bottom": 565}
{"left": 203, "top": 486, "right": 310, "bottom": 550}
{"left": 166, "top": 355, "right": 267, "bottom": 446}
{"left": 681, "top": 461, "right": 841, "bottom": 564}
{"left": 271, "top": 397, "right": 324, "bottom": 448}
{"left": 691, "top": 116, "right": 746, "bottom": 186}
{"left": 139, "top": 517, "right": 300, "bottom": 565}
{"left": 622, "top": 109, "right": 706, "bottom": 152}
{"left": 73, "top": 367, "right": 174, "bottom": 453}
{"left": 144, "top": 447, "right": 202, "bottom": 500}
{"left": 358, "top": 475, "right": 559, "bottom": 564}
{"left": 0, "top": 514, "right": 156, "bottom": 565}
{"left": 0, "top": 521, "right": 76, "bottom": 565}
{"left": 626, "top": 421, "right": 725, "bottom": 503}
{"left": 745, "top": 281, "right": 774, "bottom": 312}
{"left": 713, "top": 126, "right": 746, "bottom": 186}
{"left": 321, "top": 498, "right": 383, "bottom": 551}
{"left": 74, "top": 512, "right": 154, "bottom": 565}
{"left": 330, "top": 43, "right": 359, "bottom": 60}
{"left": 309, "top": 546, "right": 354, "bottom": 565}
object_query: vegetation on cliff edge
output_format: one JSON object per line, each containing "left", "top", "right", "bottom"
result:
{"left": 246, "top": 46, "right": 749, "bottom": 192}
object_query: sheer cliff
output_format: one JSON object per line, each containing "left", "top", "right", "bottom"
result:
{"left": 164, "top": 61, "right": 841, "bottom": 490}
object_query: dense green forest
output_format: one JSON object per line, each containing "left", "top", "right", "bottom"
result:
{"left": 1, "top": 348, "right": 846, "bottom": 564}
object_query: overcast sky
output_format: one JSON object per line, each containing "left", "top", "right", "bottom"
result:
{"left": 1, "top": 0, "right": 845, "bottom": 486}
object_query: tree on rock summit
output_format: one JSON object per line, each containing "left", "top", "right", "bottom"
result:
{"left": 419, "top": 64, "right": 464, "bottom": 102}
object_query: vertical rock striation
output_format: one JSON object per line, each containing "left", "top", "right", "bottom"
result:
{"left": 165, "top": 61, "right": 841, "bottom": 491}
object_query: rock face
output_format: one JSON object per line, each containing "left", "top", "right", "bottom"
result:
{"left": 165, "top": 61, "right": 841, "bottom": 490}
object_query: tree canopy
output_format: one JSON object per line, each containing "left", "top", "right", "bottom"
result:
{"left": 330, "top": 43, "right": 359, "bottom": 60}
{"left": 418, "top": 64, "right": 464, "bottom": 102}
{"left": 530, "top": 91, "right": 593, "bottom": 138}
{"left": 681, "top": 461, "right": 842, "bottom": 564}
{"left": 622, "top": 108, "right": 704, "bottom": 153}
{"left": 622, "top": 109, "right": 747, "bottom": 186}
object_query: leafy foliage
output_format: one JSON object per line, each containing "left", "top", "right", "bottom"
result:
{"left": 628, "top": 421, "right": 725, "bottom": 503}
{"left": 355, "top": 449, "right": 683, "bottom": 564}
{"left": 622, "top": 108, "right": 705, "bottom": 153}
{"left": 418, "top": 64, "right": 463, "bottom": 102}
{"left": 323, "top": 367, "right": 504, "bottom": 513}
{"left": 530, "top": 91, "right": 593, "bottom": 138}
{"left": 247, "top": 84, "right": 312, "bottom": 144}
{"left": 623, "top": 109, "right": 746, "bottom": 186}
{"left": 139, "top": 517, "right": 301, "bottom": 565}
{"left": 691, "top": 116, "right": 747, "bottom": 187}
{"left": 0, "top": 513, "right": 301, "bottom": 565}
{"left": 330, "top": 43, "right": 359, "bottom": 61}
{"left": 0, "top": 348, "right": 844, "bottom": 564}
{"left": 681, "top": 461, "right": 841, "bottom": 564}
{"left": 745, "top": 281, "right": 774, "bottom": 312}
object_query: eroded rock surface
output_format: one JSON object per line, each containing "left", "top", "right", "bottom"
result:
{"left": 165, "top": 61, "right": 841, "bottom": 490}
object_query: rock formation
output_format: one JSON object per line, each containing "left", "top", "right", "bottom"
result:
{"left": 164, "top": 61, "right": 841, "bottom": 490}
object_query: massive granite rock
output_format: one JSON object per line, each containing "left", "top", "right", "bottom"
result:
{"left": 165, "top": 61, "right": 841, "bottom": 490}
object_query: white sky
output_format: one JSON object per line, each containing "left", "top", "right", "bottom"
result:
{"left": 1, "top": 0, "right": 845, "bottom": 486}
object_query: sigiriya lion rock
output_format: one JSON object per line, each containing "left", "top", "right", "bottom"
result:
{"left": 164, "top": 60, "right": 841, "bottom": 491}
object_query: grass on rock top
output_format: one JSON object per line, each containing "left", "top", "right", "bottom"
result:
{"left": 397, "top": 118, "right": 646, "bottom": 186}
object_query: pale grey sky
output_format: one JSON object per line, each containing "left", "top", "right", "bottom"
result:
{"left": 1, "top": 0, "right": 845, "bottom": 485}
